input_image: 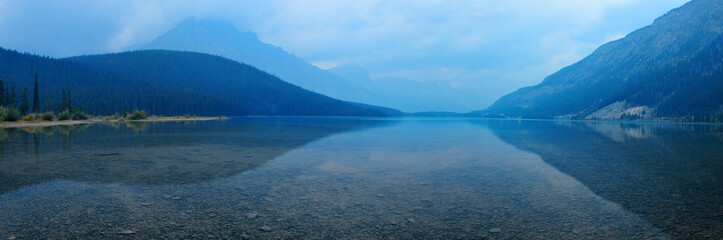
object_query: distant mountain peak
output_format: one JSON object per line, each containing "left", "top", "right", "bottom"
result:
{"left": 171, "top": 19, "right": 259, "bottom": 40}
{"left": 143, "top": 18, "right": 376, "bottom": 104}
{"left": 145, "top": 19, "right": 269, "bottom": 54}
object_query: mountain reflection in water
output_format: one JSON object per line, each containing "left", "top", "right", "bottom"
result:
{"left": 483, "top": 119, "right": 723, "bottom": 239}
{"left": 0, "top": 118, "right": 394, "bottom": 193}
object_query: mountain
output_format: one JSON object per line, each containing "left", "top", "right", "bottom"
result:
{"left": 327, "top": 66, "right": 377, "bottom": 92}
{"left": 144, "top": 20, "right": 487, "bottom": 113}
{"left": 142, "top": 19, "right": 378, "bottom": 104}
{"left": 0, "top": 47, "right": 387, "bottom": 116}
{"left": 482, "top": 0, "right": 723, "bottom": 122}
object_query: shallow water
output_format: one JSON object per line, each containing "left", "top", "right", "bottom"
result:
{"left": 0, "top": 118, "right": 721, "bottom": 239}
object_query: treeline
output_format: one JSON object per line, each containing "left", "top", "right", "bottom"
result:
{"left": 0, "top": 48, "right": 180, "bottom": 117}
{"left": 0, "top": 70, "right": 152, "bottom": 122}
{"left": 0, "top": 72, "right": 89, "bottom": 122}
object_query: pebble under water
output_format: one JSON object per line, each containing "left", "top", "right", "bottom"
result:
{"left": 0, "top": 117, "right": 721, "bottom": 239}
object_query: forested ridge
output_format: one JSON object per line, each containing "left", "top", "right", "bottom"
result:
{"left": 0, "top": 48, "right": 388, "bottom": 117}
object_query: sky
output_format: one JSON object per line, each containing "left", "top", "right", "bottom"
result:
{"left": 0, "top": 0, "right": 690, "bottom": 111}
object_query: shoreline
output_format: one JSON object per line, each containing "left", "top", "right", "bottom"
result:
{"left": 0, "top": 116, "right": 224, "bottom": 128}
{"left": 3, "top": 116, "right": 719, "bottom": 128}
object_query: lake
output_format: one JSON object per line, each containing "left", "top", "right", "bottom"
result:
{"left": 0, "top": 117, "right": 721, "bottom": 239}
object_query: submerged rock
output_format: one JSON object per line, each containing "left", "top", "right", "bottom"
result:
{"left": 259, "top": 226, "right": 272, "bottom": 232}
{"left": 118, "top": 229, "right": 135, "bottom": 235}
{"left": 489, "top": 228, "right": 501, "bottom": 233}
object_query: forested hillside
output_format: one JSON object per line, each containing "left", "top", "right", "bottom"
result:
{"left": 481, "top": 0, "right": 723, "bottom": 122}
{"left": 0, "top": 48, "right": 388, "bottom": 116}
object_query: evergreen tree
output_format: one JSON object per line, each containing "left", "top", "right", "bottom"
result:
{"left": 61, "top": 87, "right": 67, "bottom": 112}
{"left": 44, "top": 98, "right": 53, "bottom": 112}
{"left": 43, "top": 98, "right": 53, "bottom": 112}
{"left": 67, "top": 90, "right": 72, "bottom": 111}
{"left": 8, "top": 85, "right": 16, "bottom": 108}
{"left": 32, "top": 72, "right": 40, "bottom": 113}
{"left": 0, "top": 80, "right": 4, "bottom": 107}
{"left": 20, "top": 86, "right": 29, "bottom": 115}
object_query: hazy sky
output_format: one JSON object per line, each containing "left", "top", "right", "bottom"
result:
{"left": 0, "top": 0, "right": 690, "bottom": 111}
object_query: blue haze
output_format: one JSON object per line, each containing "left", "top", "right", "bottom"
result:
{"left": 0, "top": 0, "right": 689, "bottom": 111}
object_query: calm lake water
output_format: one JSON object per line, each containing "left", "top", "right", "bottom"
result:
{"left": 0, "top": 117, "right": 721, "bottom": 239}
